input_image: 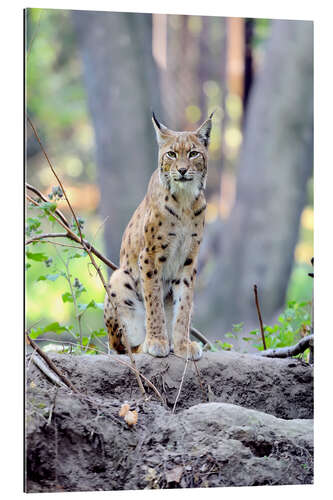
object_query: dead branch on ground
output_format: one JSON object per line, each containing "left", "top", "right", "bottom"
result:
{"left": 257, "top": 334, "right": 313, "bottom": 359}
{"left": 26, "top": 333, "right": 77, "bottom": 392}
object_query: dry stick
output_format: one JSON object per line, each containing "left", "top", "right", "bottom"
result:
{"left": 258, "top": 334, "right": 314, "bottom": 359}
{"left": 32, "top": 355, "right": 67, "bottom": 389}
{"left": 28, "top": 239, "right": 83, "bottom": 250}
{"left": 27, "top": 118, "right": 145, "bottom": 398}
{"left": 26, "top": 333, "right": 77, "bottom": 392}
{"left": 253, "top": 284, "right": 267, "bottom": 350}
{"left": 26, "top": 232, "right": 73, "bottom": 244}
{"left": 172, "top": 357, "right": 189, "bottom": 414}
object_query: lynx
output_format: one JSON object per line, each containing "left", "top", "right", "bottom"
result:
{"left": 104, "top": 112, "right": 213, "bottom": 360}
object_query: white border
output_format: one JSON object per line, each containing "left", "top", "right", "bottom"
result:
{"left": 1, "top": 1, "right": 332, "bottom": 499}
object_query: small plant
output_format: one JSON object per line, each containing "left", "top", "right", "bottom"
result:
{"left": 249, "top": 300, "right": 311, "bottom": 357}
{"left": 214, "top": 322, "right": 244, "bottom": 351}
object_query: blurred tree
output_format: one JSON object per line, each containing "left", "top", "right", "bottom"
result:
{"left": 196, "top": 20, "right": 313, "bottom": 338}
{"left": 71, "top": 11, "right": 161, "bottom": 263}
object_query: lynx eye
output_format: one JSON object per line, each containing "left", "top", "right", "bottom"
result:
{"left": 189, "top": 151, "right": 200, "bottom": 159}
{"left": 166, "top": 151, "right": 177, "bottom": 159}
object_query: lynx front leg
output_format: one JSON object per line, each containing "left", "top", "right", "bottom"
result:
{"left": 172, "top": 256, "right": 202, "bottom": 360}
{"left": 139, "top": 249, "right": 170, "bottom": 357}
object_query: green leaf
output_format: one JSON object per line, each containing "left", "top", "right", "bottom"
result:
{"left": 37, "top": 273, "right": 60, "bottom": 282}
{"left": 69, "top": 251, "right": 85, "bottom": 260}
{"left": 43, "top": 322, "right": 68, "bottom": 334}
{"left": 62, "top": 292, "right": 74, "bottom": 303}
{"left": 91, "top": 328, "right": 107, "bottom": 338}
{"left": 225, "top": 332, "right": 235, "bottom": 339}
{"left": 232, "top": 322, "right": 244, "bottom": 332}
{"left": 249, "top": 330, "right": 258, "bottom": 335}
{"left": 29, "top": 322, "right": 68, "bottom": 339}
{"left": 242, "top": 337, "right": 251, "bottom": 342}
{"left": 26, "top": 251, "right": 49, "bottom": 262}
{"left": 39, "top": 201, "right": 57, "bottom": 212}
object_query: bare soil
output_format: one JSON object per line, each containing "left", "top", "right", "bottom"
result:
{"left": 25, "top": 351, "right": 313, "bottom": 492}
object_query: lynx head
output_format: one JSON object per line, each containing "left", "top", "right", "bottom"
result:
{"left": 152, "top": 112, "right": 213, "bottom": 198}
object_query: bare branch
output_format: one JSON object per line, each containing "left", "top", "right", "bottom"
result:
{"left": 253, "top": 284, "right": 267, "bottom": 350}
{"left": 257, "top": 334, "right": 314, "bottom": 359}
{"left": 31, "top": 356, "right": 67, "bottom": 389}
{"left": 26, "top": 233, "right": 70, "bottom": 244}
{"left": 26, "top": 333, "right": 77, "bottom": 392}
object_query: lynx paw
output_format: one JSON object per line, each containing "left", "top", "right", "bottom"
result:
{"left": 174, "top": 341, "right": 203, "bottom": 361}
{"left": 142, "top": 338, "right": 170, "bottom": 357}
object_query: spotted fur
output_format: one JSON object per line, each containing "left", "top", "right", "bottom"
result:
{"left": 104, "top": 113, "right": 213, "bottom": 359}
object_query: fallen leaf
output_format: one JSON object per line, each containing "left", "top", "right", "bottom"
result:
{"left": 124, "top": 410, "right": 138, "bottom": 426}
{"left": 119, "top": 403, "right": 130, "bottom": 417}
{"left": 166, "top": 465, "right": 184, "bottom": 484}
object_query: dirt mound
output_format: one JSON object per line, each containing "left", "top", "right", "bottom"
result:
{"left": 25, "top": 351, "right": 313, "bottom": 492}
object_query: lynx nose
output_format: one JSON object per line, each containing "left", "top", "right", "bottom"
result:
{"left": 178, "top": 167, "right": 187, "bottom": 177}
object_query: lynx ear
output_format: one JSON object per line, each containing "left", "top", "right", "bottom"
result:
{"left": 195, "top": 112, "right": 214, "bottom": 148}
{"left": 152, "top": 112, "right": 171, "bottom": 146}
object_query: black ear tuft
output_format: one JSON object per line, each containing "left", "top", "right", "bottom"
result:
{"left": 152, "top": 111, "right": 161, "bottom": 130}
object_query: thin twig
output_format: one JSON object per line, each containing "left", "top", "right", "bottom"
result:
{"left": 26, "top": 333, "right": 77, "bottom": 392}
{"left": 27, "top": 239, "right": 82, "bottom": 250}
{"left": 257, "top": 334, "right": 314, "bottom": 359}
{"left": 26, "top": 232, "right": 71, "bottom": 244}
{"left": 253, "top": 284, "right": 267, "bottom": 350}
{"left": 172, "top": 358, "right": 189, "bottom": 414}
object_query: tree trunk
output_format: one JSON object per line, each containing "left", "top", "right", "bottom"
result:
{"left": 71, "top": 10, "right": 161, "bottom": 264}
{"left": 196, "top": 20, "right": 313, "bottom": 337}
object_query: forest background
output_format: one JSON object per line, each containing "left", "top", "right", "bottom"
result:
{"left": 26, "top": 8, "right": 313, "bottom": 351}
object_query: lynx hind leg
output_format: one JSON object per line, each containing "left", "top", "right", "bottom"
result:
{"left": 104, "top": 269, "right": 145, "bottom": 354}
{"left": 164, "top": 292, "right": 174, "bottom": 351}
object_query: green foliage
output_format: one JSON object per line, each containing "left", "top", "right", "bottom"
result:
{"left": 251, "top": 300, "right": 311, "bottom": 357}
{"left": 213, "top": 301, "right": 311, "bottom": 359}
{"left": 26, "top": 200, "right": 108, "bottom": 354}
